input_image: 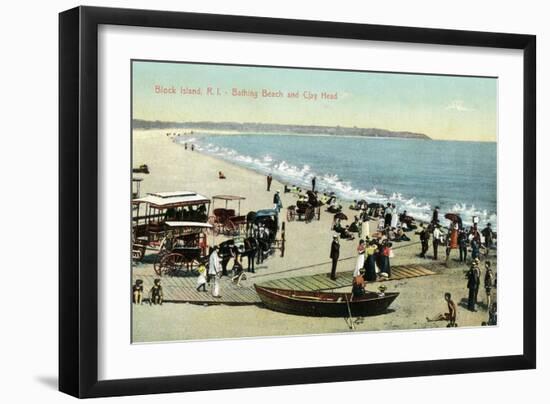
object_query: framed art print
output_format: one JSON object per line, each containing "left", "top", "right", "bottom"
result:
{"left": 59, "top": 6, "right": 536, "bottom": 398}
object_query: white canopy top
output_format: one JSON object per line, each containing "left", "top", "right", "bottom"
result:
{"left": 133, "top": 191, "right": 210, "bottom": 208}
{"left": 165, "top": 221, "right": 213, "bottom": 229}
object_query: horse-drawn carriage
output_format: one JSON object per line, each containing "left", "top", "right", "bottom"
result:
{"left": 132, "top": 191, "right": 212, "bottom": 274}
{"left": 208, "top": 195, "right": 248, "bottom": 236}
{"left": 152, "top": 221, "right": 212, "bottom": 276}
{"left": 253, "top": 209, "right": 286, "bottom": 258}
{"left": 287, "top": 191, "right": 321, "bottom": 223}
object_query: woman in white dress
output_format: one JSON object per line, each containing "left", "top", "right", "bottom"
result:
{"left": 354, "top": 240, "right": 366, "bottom": 276}
{"left": 390, "top": 204, "right": 399, "bottom": 229}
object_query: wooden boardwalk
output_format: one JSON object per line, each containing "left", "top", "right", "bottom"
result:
{"left": 259, "top": 264, "right": 438, "bottom": 291}
{"left": 135, "top": 274, "right": 261, "bottom": 305}
{"left": 132, "top": 264, "right": 438, "bottom": 305}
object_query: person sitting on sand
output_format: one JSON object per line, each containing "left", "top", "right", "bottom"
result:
{"left": 348, "top": 216, "right": 360, "bottom": 233}
{"left": 352, "top": 273, "right": 366, "bottom": 298}
{"left": 349, "top": 200, "right": 361, "bottom": 210}
{"left": 427, "top": 292, "right": 457, "bottom": 327}
{"left": 218, "top": 171, "right": 226, "bottom": 179}
{"left": 326, "top": 196, "right": 342, "bottom": 213}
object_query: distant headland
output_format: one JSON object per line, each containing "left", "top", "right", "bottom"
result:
{"left": 132, "top": 119, "right": 432, "bottom": 140}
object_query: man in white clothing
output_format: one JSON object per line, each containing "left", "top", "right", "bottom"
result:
{"left": 208, "top": 246, "right": 222, "bottom": 297}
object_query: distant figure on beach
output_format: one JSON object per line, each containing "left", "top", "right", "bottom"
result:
{"left": 484, "top": 261, "right": 494, "bottom": 308}
{"left": 329, "top": 235, "right": 340, "bottom": 280}
{"left": 132, "top": 279, "right": 143, "bottom": 304}
{"left": 466, "top": 259, "right": 481, "bottom": 311}
{"left": 218, "top": 171, "right": 226, "bottom": 179}
{"left": 273, "top": 190, "right": 283, "bottom": 213}
{"left": 266, "top": 173, "right": 273, "bottom": 191}
{"left": 427, "top": 292, "right": 457, "bottom": 327}
{"left": 311, "top": 176, "right": 316, "bottom": 192}
{"left": 149, "top": 278, "right": 163, "bottom": 305}
{"left": 191, "top": 144, "right": 195, "bottom": 151}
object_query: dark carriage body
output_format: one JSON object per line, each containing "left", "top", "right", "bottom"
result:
{"left": 254, "top": 285, "right": 398, "bottom": 317}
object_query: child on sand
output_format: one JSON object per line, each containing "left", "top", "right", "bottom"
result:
{"left": 427, "top": 292, "right": 457, "bottom": 327}
{"left": 149, "top": 278, "right": 163, "bottom": 305}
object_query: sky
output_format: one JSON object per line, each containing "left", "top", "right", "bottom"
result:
{"left": 132, "top": 60, "right": 497, "bottom": 142}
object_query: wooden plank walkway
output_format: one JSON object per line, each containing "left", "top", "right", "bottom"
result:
{"left": 134, "top": 274, "right": 261, "bottom": 305}
{"left": 133, "top": 264, "right": 438, "bottom": 304}
{"left": 259, "top": 264, "right": 438, "bottom": 291}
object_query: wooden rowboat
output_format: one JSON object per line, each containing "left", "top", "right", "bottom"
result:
{"left": 254, "top": 285, "right": 399, "bottom": 317}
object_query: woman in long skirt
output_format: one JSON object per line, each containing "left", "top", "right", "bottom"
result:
{"left": 382, "top": 242, "right": 393, "bottom": 277}
{"left": 364, "top": 241, "right": 378, "bottom": 281}
{"left": 354, "top": 240, "right": 366, "bottom": 276}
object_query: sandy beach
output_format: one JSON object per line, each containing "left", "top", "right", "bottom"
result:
{"left": 132, "top": 130, "right": 497, "bottom": 343}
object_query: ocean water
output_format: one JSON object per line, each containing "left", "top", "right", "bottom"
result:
{"left": 176, "top": 133, "right": 497, "bottom": 229}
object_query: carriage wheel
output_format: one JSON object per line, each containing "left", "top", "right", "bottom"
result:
{"left": 157, "top": 253, "right": 186, "bottom": 276}
{"left": 185, "top": 258, "right": 201, "bottom": 273}
{"left": 287, "top": 208, "right": 296, "bottom": 222}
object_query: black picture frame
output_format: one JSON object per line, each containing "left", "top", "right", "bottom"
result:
{"left": 59, "top": 6, "right": 536, "bottom": 398}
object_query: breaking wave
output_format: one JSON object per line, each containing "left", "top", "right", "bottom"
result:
{"left": 176, "top": 136, "right": 497, "bottom": 229}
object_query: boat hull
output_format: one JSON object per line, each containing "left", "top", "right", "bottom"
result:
{"left": 254, "top": 285, "right": 398, "bottom": 317}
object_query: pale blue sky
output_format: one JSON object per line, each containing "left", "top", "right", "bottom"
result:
{"left": 132, "top": 60, "right": 497, "bottom": 142}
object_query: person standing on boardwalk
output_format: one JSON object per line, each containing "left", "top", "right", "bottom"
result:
{"left": 196, "top": 260, "right": 207, "bottom": 292}
{"left": 466, "top": 259, "right": 481, "bottom": 311}
{"left": 354, "top": 239, "right": 366, "bottom": 276}
{"left": 266, "top": 173, "right": 273, "bottom": 191}
{"left": 208, "top": 246, "right": 222, "bottom": 298}
{"left": 364, "top": 240, "right": 378, "bottom": 281}
{"left": 311, "top": 176, "right": 317, "bottom": 192}
{"left": 329, "top": 235, "right": 340, "bottom": 280}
